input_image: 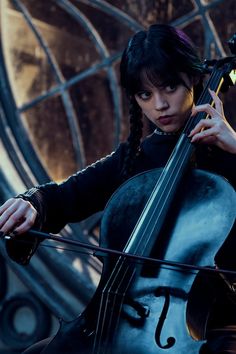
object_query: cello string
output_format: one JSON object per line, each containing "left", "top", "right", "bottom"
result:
{"left": 92, "top": 254, "right": 136, "bottom": 352}
{"left": 92, "top": 67, "right": 231, "bottom": 350}
{"left": 97, "top": 266, "right": 135, "bottom": 353}
{"left": 184, "top": 69, "right": 220, "bottom": 134}
{"left": 90, "top": 150, "right": 193, "bottom": 351}
{"left": 118, "top": 71, "right": 214, "bottom": 256}
{"left": 185, "top": 68, "right": 223, "bottom": 133}
{"left": 93, "top": 146, "right": 226, "bottom": 348}
{"left": 92, "top": 175, "right": 168, "bottom": 352}
{"left": 129, "top": 68, "right": 225, "bottom": 258}
{"left": 91, "top": 174, "right": 172, "bottom": 350}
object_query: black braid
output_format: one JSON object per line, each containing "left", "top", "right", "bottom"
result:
{"left": 122, "top": 96, "right": 143, "bottom": 181}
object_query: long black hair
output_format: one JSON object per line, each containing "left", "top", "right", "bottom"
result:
{"left": 120, "top": 24, "right": 204, "bottom": 179}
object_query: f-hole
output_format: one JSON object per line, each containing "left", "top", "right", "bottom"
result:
{"left": 155, "top": 287, "right": 176, "bottom": 349}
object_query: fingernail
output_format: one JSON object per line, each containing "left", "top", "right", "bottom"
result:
{"left": 4, "top": 236, "right": 12, "bottom": 240}
{"left": 9, "top": 231, "right": 17, "bottom": 239}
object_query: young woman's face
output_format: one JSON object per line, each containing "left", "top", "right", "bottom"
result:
{"left": 134, "top": 74, "right": 194, "bottom": 133}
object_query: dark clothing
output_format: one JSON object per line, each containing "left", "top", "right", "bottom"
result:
{"left": 6, "top": 132, "right": 236, "bottom": 265}
{"left": 200, "top": 327, "right": 236, "bottom": 353}
{"left": 23, "top": 338, "right": 52, "bottom": 354}
{"left": 6, "top": 131, "right": 236, "bottom": 353}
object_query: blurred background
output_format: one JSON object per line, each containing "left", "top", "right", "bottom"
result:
{"left": 0, "top": 0, "right": 235, "bottom": 352}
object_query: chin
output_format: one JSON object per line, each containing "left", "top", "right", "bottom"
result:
{"left": 162, "top": 126, "right": 180, "bottom": 134}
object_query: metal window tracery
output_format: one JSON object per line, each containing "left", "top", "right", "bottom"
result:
{"left": 0, "top": 0, "right": 235, "bottom": 352}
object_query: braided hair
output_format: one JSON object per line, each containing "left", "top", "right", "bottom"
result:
{"left": 120, "top": 24, "right": 204, "bottom": 179}
{"left": 122, "top": 96, "right": 143, "bottom": 180}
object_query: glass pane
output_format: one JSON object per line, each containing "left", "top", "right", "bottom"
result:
{"left": 1, "top": 0, "right": 57, "bottom": 106}
{"left": 182, "top": 20, "right": 205, "bottom": 59}
{"left": 69, "top": 70, "right": 115, "bottom": 165}
{"left": 105, "top": 0, "right": 195, "bottom": 25}
{"left": 21, "top": 95, "right": 77, "bottom": 182}
{"left": 70, "top": 0, "right": 134, "bottom": 54}
{"left": 19, "top": 0, "right": 101, "bottom": 80}
{"left": 208, "top": 0, "right": 236, "bottom": 55}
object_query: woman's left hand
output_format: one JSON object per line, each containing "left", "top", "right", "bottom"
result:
{"left": 189, "top": 89, "right": 236, "bottom": 154}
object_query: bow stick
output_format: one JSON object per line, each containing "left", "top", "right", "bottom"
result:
{"left": 4, "top": 229, "right": 236, "bottom": 277}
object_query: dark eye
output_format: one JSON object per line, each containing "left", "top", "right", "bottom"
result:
{"left": 165, "top": 84, "right": 177, "bottom": 93}
{"left": 136, "top": 91, "right": 152, "bottom": 100}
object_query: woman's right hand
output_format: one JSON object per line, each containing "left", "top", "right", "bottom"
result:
{"left": 0, "top": 198, "right": 37, "bottom": 236}
{"left": 189, "top": 89, "right": 236, "bottom": 154}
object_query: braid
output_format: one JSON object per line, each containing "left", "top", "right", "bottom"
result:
{"left": 122, "top": 97, "right": 143, "bottom": 180}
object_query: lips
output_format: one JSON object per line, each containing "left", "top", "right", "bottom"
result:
{"left": 158, "top": 115, "right": 174, "bottom": 125}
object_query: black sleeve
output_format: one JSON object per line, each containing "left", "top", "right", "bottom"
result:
{"left": 6, "top": 144, "right": 127, "bottom": 264}
{"left": 196, "top": 145, "right": 236, "bottom": 189}
{"left": 210, "top": 148, "right": 236, "bottom": 189}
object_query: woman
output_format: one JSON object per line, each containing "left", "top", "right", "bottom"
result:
{"left": 0, "top": 24, "right": 236, "bottom": 353}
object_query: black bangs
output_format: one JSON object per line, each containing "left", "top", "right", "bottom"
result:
{"left": 120, "top": 24, "right": 204, "bottom": 97}
{"left": 124, "top": 64, "right": 185, "bottom": 95}
{"left": 139, "top": 66, "right": 185, "bottom": 91}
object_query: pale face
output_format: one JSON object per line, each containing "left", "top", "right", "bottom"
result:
{"left": 134, "top": 74, "right": 194, "bottom": 133}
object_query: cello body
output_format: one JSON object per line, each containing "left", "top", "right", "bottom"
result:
{"left": 41, "top": 168, "right": 236, "bottom": 354}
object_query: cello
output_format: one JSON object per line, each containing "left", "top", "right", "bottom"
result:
{"left": 35, "top": 34, "right": 236, "bottom": 353}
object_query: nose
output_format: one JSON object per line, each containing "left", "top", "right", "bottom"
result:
{"left": 153, "top": 92, "right": 168, "bottom": 111}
